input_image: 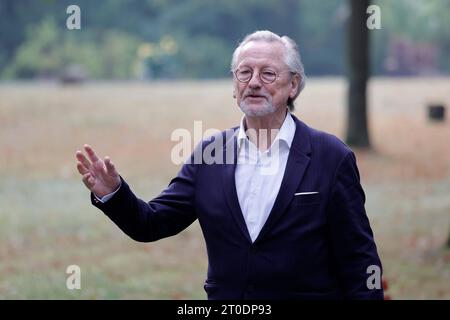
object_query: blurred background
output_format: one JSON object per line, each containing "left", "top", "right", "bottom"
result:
{"left": 0, "top": 0, "right": 449, "bottom": 299}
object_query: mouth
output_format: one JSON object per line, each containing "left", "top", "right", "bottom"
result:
{"left": 245, "top": 94, "right": 266, "bottom": 100}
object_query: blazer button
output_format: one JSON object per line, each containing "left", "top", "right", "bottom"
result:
{"left": 246, "top": 284, "right": 255, "bottom": 293}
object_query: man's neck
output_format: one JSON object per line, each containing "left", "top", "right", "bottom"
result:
{"left": 244, "top": 108, "right": 288, "bottom": 152}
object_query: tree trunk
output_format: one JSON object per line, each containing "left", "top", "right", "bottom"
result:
{"left": 447, "top": 227, "right": 450, "bottom": 248}
{"left": 346, "top": 0, "right": 371, "bottom": 148}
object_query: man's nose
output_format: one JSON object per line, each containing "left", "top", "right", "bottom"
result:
{"left": 248, "top": 71, "right": 263, "bottom": 88}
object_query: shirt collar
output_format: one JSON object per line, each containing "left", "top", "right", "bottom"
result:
{"left": 237, "top": 111, "right": 296, "bottom": 150}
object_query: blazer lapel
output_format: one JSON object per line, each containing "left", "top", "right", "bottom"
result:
{"left": 254, "top": 116, "right": 312, "bottom": 244}
{"left": 221, "top": 129, "right": 252, "bottom": 243}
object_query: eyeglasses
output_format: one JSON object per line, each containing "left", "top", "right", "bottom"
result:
{"left": 234, "top": 67, "right": 294, "bottom": 84}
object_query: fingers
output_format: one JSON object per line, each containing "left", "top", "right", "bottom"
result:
{"left": 82, "top": 172, "right": 95, "bottom": 189}
{"left": 76, "top": 150, "right": 91, "bottom": 171}
{"left": 77, "top": 161, "right": 89, "bottom": 175}
{"left": 84, "top": 144, "right": 100, "bottom": 163}
{"left": 104, "top": 156, "right": 119, "bottom": 177}
{"left": 81, "top": 144, "right": 106, "bottom": 173}
{"left": 77, "top": 145, "right": 119, "bottom": 180}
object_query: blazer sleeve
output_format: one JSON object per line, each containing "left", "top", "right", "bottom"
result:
{"left": 91, "top": 158, "right": 198, "bottom": 242}
{"left": 326, "top": 151, "right": 384, "bottom": 299}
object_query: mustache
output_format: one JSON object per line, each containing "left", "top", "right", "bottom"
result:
{"left": 244, "top": 91, "right": 269, "bottom": 99}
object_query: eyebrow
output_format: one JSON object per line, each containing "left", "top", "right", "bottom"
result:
{"left": 237, "top": 64, "right": 277, "bottom": 70}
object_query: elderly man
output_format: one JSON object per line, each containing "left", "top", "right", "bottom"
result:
{"left": 76, "top": 30, "right": 383, "bottom": 300}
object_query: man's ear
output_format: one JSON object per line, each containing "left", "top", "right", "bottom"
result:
{"left": 290, "top": 74, "right": 301, "bottom": 99}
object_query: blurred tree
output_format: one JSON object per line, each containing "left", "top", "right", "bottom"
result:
{"left": 1, "top": 0, "right": 450, "bottom": 79}
{"left": 156, "top": 0, "right": 304, "bottom": 78}
{"left": 372, "top": 0, "right": 450, "bottom": 75}
{"left": 4, "top": 17, "right": 140, "bottom": 79}
{"left": 346, "top": 0, "right": 370, "bottom": 148}
{"left": 447, "top": 230, "right": 450, "bottom": 248}
{"left": 0, "top": 0, "right": 53, "bottom": 73}
{"left": 298, "top": 0, "right": 347, "bottom": 75}
{"left": 3, "top": 17, "right": 63, "bottom": 78}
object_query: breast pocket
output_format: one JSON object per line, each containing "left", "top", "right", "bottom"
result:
{"left": 293, "top": 192, "right": 321, "bottom": 206}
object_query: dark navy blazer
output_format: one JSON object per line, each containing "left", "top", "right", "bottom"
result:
{"left": 91, "top": 114, "right": 384, "bottom": 300}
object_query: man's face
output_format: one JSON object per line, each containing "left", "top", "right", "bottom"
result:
{"left": 233, "top": 41, "right": 299, "bottom": 117}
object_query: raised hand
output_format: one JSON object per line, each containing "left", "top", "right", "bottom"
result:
{"left": 75, "top": 144, "right": 121, "bottom": 198}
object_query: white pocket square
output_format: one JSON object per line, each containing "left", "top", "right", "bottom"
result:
{"left": 294, "top": 192, "right": 319, "bottom": 196}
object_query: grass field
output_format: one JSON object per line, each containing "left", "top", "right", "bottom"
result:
{"left": 1, "top": 78, "right": 450, "bottom": 299}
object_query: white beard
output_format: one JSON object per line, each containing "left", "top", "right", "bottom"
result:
{"left": 239, "top": 98, "right": 276, "bottom": 117}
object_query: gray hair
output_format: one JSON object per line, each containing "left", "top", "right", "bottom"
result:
{"left": 231, "top": 30, "right": 306, "bottom": 111}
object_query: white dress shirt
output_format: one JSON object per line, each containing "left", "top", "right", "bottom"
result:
{"left": 235, "top": 112, "right": 295, "bottom": 242}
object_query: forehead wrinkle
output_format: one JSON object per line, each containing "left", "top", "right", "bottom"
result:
{"left": 237, "top": 42, "right": 287, "bottom": 70}
{"left": 237, "top": 57, "right": 276, "bottom": 70}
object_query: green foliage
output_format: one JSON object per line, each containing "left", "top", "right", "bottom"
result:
{"left": 1, "top": 0, "right": 450, "bottom": 79}
{"left": 96, "top": 31, "right": 140, "bottom": 79}
{"left": 3, "top": 18, "right": 62, "bottom": 78}
{"left": 372, "top": 0, "right": 450, "bottom": 75}
{"left": 175, "top": 34, "right": 232, "bottom": 78}
{"left": 3, "top": 18, "right": 140, "bottom": 79}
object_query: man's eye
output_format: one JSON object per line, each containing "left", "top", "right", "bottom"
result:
{"left": 239, "top": 70, "right": 251, "bottom": 75}
{"left": 263, "top": 71, "right": 276, "bottom": 77}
